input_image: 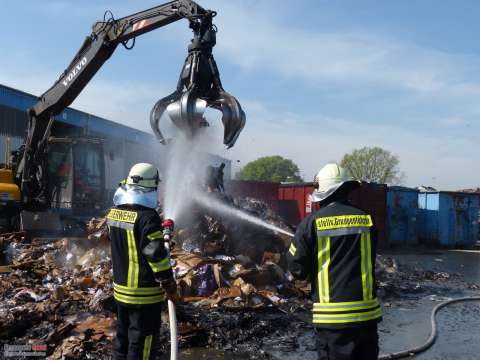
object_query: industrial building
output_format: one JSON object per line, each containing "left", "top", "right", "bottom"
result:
{"left": 0, "top": 83, "right": 230, "bottom": 217}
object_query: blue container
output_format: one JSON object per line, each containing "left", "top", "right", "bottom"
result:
{"left": 387, "top": 187, "right": 419, "bottom": 245}
{"left": 418, "top": 192, "right": 479, "bottom": 247}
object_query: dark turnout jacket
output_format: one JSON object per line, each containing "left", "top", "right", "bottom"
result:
{"left": 287, "top": 201, "right": 382, "bottom": 329}
{"left": 107, "top": 204, "right": 173, "bottom": 307}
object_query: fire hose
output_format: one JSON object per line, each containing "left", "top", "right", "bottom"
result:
{"left": 378, "top": 296, "right": 480, "bottom": 359}
{"left": 167, "top": 296, "right": 178, "bottom": 360}
{"left": 163, "top": 227, "right": 178, "bottom": 360}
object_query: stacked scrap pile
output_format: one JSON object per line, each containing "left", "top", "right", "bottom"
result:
{"left": 0, "top": 198, "right": 310, "bottom": 358}
{"left": 177, "top": 196, "right": 292, "bottom": 262}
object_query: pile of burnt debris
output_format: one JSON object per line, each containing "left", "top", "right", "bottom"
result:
{"left": 0, "top": 198, "right": 309, "bottom": 359}
{"left": 0, "top": 219, "right": 114, "bottom": 359}
{"left": 1, "top": 197, "right": 476, "bottom": 359}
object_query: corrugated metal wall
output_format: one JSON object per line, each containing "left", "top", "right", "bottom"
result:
{"left": 418, "top": 192, "right": 439, "bottom": 244}
{"left": 386, "top": 187, "right": 419, "bottom": 245}
{"left": 419, "top": 192, "right": 479, "bottom": 247}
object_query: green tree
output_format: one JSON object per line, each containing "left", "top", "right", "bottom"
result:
{"left": 340, "top": 146, "right": 405, "bottom": 184}
{"left": 237, "top": 156, "right": 303, "bottom": 182}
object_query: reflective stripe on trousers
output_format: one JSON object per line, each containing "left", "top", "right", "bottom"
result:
{"left": 143, "top": 335, "right": 152, "bottom": 360}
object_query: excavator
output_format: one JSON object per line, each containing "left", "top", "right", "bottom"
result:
{"left": 0, "top": 0, "right": 245, "bottom": 231}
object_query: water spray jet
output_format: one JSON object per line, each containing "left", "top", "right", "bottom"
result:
{"left": 193, "top": 191, "right": 294, "bottom": 238}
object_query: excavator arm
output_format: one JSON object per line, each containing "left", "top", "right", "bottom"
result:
{"left": 16, "top": 0, "right": 245, "bottom": 209}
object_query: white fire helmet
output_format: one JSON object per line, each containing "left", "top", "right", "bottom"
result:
{"left": 113, "top": 163, "right": 160, "bottom": 209}
{"left": 312, "top": 163, "right": 359, "bottom": 202}
{"left": 126, "top": 163, "right": 160, "bottom": 189}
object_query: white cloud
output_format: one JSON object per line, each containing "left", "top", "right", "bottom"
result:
{"left": 207, "top": 0, "right": 478, "bottom": 99}
{"left": 226, "top": 101, "right": 479, "bottom": 190}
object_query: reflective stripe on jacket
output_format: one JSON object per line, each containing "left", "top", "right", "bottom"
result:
{"left": 107, "top": 205, "right": 173, "bottom": 306}
{"left": 287, "top": 201, "right": 382, "bottom": 329}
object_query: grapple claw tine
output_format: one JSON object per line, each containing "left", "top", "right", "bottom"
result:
{"left": 151, "top": 13, "right": 246, "bottom": 148}
{"left": 150, "top": 91, "right": 180, "bottom": 144}
{"left": 213, "top": 90, "right": 246, "bottom": 149}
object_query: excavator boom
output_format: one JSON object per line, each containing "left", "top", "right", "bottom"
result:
{"left": 16, "top": 0, "right": 245, "bottom": 209}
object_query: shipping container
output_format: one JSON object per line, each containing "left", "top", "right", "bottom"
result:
{"left": 279, "top": 182, "right": 387, "bottom": 245}
{"left": 278, "top": 182, "right": 315, "bottom": 224}
{"left": 225, "top": 180, "right": 279, "bottom": 212}
{"left": 418, "top": 191, "right": 479, "bottom": 247}
{"left": 386, "top": 187, "right": 419, "bottom": 246}
{"left": 350, "top": 183, "right": 387, "bottom": 246}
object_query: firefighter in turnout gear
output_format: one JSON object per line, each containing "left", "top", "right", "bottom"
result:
{"left": 287, "top": 163, "right": 381, "bottom": 360}
{"left": 108, "top": 163, "right": 178, "bottom": 360}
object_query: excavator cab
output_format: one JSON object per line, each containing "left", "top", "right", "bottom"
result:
{"left": 48, "top": 138, "right": 105, "bottom": 216}
{"left": 0, "top": 137, "right": 105, "bottom": 233}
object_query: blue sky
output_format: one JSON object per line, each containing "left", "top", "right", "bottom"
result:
{"left": 1, "top": 0, "right": 479, "bottom": 189}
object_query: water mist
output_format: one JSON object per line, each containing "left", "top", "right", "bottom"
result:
{"left": 161, "top": 129, "right": 222, "bottom": 222}
{"left": 161, "top": 127, "right": 294, "bottom": 239}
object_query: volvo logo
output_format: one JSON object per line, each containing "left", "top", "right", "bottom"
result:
{"left": 62, "top": 57, "right": 87, "bottom": 87}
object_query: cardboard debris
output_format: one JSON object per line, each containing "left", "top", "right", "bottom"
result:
{"left": 0, "top": 230, "right": 114, "bottom": 358}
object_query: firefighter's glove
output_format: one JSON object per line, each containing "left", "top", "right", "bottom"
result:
{"left": 162, "top": 278, "right": 180, "bottom": 303}
{"left": 162, "top": 218, "right": 175, "bottom": 241}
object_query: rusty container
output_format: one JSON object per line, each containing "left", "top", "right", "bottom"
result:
{"left": 279, "top": 182, "right": 387, "bottom": 245}
{"left": 224, "top": 180, "right": 280, "bottom": 212}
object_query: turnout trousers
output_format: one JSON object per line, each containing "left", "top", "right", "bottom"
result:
{"left": 114, "top": 302, "right": 162, "bottom": 360}
{"left": 316, "top": 323, "right": 379, "bottom": 360}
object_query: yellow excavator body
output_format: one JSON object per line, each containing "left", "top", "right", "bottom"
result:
{"left": 0, "top": 168, "right": 21, "bottom": 203}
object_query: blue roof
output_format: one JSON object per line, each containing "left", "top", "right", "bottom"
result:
{"left": 0, "top": 83, "right": 154, "bottom": 142}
